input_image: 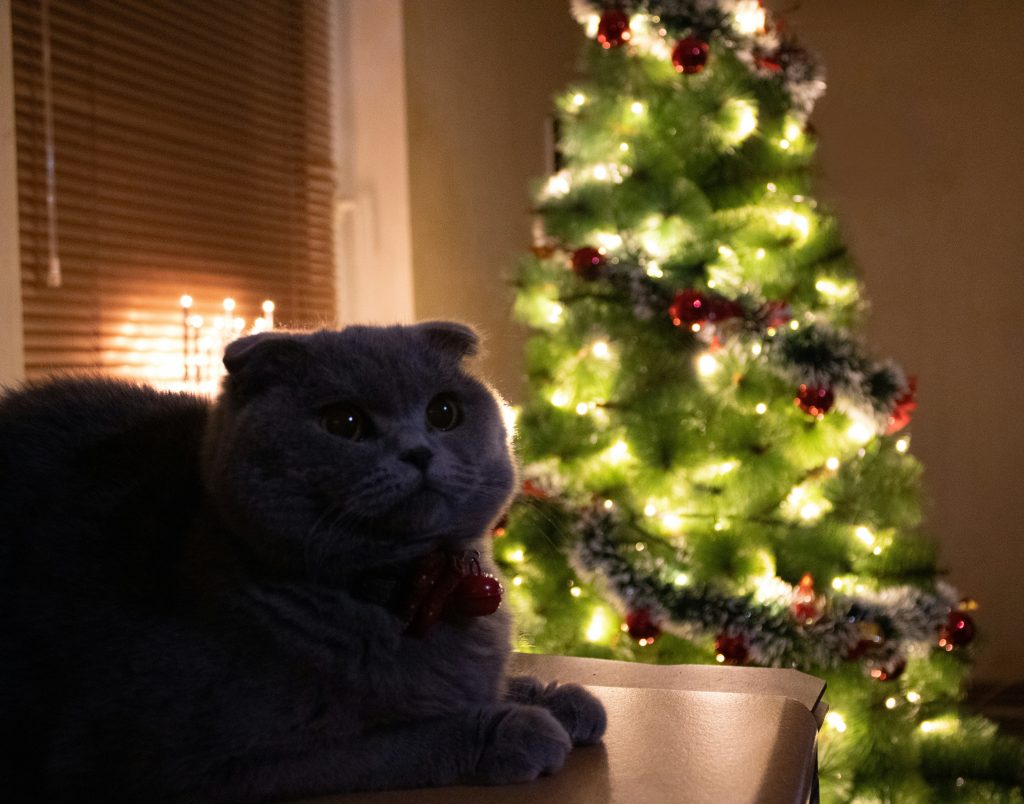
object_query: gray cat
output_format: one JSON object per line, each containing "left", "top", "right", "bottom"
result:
{"left": 0, "top": 322, "right": 606, "bottom": 803}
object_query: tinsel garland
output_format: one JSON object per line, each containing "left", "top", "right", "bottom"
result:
{"left": 594, "top": 260, "right": 910, "bottom": 425}
{"left": 566, "top": 498, "right": 959, "bottom": 669}
{"left": 569, "top": 0, "right": 826, "bottom": 118}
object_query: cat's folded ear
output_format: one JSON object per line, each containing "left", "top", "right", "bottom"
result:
{"left": 413, "top": 321, "right": 480, "bottom": 360}
{"left": 222, "top": 332, "right": 309, "bottom": 394}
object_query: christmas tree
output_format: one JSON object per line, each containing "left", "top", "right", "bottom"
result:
{"left": 500, "top": 2, "right": 1024, "bottom": 800}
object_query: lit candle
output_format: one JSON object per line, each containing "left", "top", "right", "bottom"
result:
{"left": 179, "top": 295, "right": 193, "bottom": 381}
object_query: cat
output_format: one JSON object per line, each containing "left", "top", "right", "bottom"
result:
{"left": 0, "top": 321, "right": 606, "bottom": 803}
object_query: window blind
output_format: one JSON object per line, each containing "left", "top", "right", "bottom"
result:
{"left": 11, "top": 0, "right": 336, "bottom": 385}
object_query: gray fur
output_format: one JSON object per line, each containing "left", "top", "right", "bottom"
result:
{"left": 0, "top": 322, "right": 605, "bottom": 803}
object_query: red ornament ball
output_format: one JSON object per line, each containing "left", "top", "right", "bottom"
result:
{"left": 672, "top": 37, "right": 710, "bottom": 75}
{"left": 714, "top": 633, "right": 749, "bottom": 665}
{"left": 596, "top": 8, "right": 631, "bottom": 49}
{"left": 450, "top": 573, "right": 504, "bottom": 618}
{"left": 795, "top": 384, "right": 835, "bottom": 417}
{"left": 938, "top": 609, "right": 975, "bottom": 651}
{"left": 626, "top": 609, "right": 661, "bottom": 643}
{"left": 571, "top": 247, "right": 606, "bottom": 281}
{"left": 791, "top": 573, "right": 820, "bottom": 624}
{"left": 669, "top": 289, "right": 710, "bottom": 327}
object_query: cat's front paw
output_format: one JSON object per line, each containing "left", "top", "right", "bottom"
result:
{"left": 537, "top": 682, "right": 607, "bottom": 746}
{"left": 476, "top": 704, "right": 571, "bottom": 785}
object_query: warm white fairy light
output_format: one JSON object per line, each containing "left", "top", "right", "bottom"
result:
{"left": 855, "top": 526, "right": 876, "bottom": 547}
{"left": 630, "top": 100, "right": 645, "bottom": 116}
{"left": 779, "top": 139, "right": 792, "bottom": 150}
{"left": 847, "top": 421, "right": 874, "bottom": 445}
{"left": 734, "top": 0, "right": 767, "bottom": 34}
{"left": 550, "top": 389, "right": 570, "bottom": 408}
{"left": 661, "top": 512, "right": 682, "bottom": 532}
{"left": 885, "top": 697, "right": 898, "bottom": 710}
{"left": 718, "top": 244, "right": 735, "bottom": 258}
{"left": 646, "top": 261, "right": 664, "bottom": 278}
{"left": 592, "top": 340, "right": 611, "bottom": 359}
{"left": 607, "top": 440, "right": 631, "bottom": 464}
{"left": 592, "top": 164, "right": 610, "bottom": 181}
{"left": 546, "top": 301, "right": 565, "bottom": 325}
{"left": 543, "top": 170, "right": 573, "bottom": 198}
{"left": 907, "top": 691, "right": 922, "bottom": 704}
{"left": 872, "top": 546, "right": 883, "bottom": 556}
{"left": 644, "top": 503, "right": 658, "bottom": 517}
{"left": 800, "top": 502, "right": 824, "bottom": 521}
{"left": 179, "top": 294, "right": 193, "bottom": 310}
{"left": 674, "top": 572, "right": 690, "bottom": 587}
{"left": 755, "top": 402, "right": 768, "bottom": 415}
{"left": 756, "top": 248, "right": 767, "bottom": 259}
{"left": 570, "top": 586, "right": 582, "bottom": 598}
{"left": 603, "top": 498, "right": 615, "bottom": 510}
{"left": 512, "top": 575, "right": 524, "bottom": 587}
{"left": 815, "top": 278, "right": 856, "bottom": 302}
{"left": 585, "top": 607, "right": 612, "bottom": 643}
{"left": 507, "top": 547, "right": 525, "bottom": 563}
{"left": 594, "top": 232, "right": 623, "bottom": 251}
{"left": 751, "top": 342, "right": 763, "bottom": 357}
{"left": 726, "top": 99, "right": 759, "bottom": 143}
{"left": 222, "top": 297, "right": 236, "bottom": 313}
{"left": 919, "top": 718, "right": 958, "bottom": 735}
{"left": 697, "top": 353, "right": 720, "bottom": 377}
{"left": 634, "top": 542, "right": 646, "bottom": 552}
{"left": 785, "top": 121, "right": 803, "bottom": 142}
{"left": 826, "top": 456, "right": 841, "bottom": 471}
{"left": 775, "top": 209, "right": 811, "bottom": 239}
{"left": 571, "top": 92, "right": 587, "bottom": 108}
{"left": 826, "top": 712, "right": 848, "bottom": 733}
{"left": 575, "top": 402, "right": 590, "bottom": 416}
{"left": 896, "top": 438, "right": 910, "bottom": 454}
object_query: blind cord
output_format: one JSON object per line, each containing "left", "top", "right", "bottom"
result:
{"left": 40, "top": 0, "right": 61, "bottom": 288}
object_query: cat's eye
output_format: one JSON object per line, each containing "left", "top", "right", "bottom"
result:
{"left": 322, "top": 404, "right": 369, "bottom": 440}
{"left": 426, "top": 394, "right": 461, "bottom": 431}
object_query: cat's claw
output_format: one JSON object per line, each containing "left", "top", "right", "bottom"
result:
{"left": 475, "top": 704, "right": 572, "bottom": 785}
{"left": 505, "top": 676, "right": 607, "bottom": 746}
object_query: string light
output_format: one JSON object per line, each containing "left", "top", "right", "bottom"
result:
{"left": 644, "top": 503, "right": 658, "bottom": 517}
{"left": 907, "top": 691, "right": 922, "bottom": 704}
{"left": 630, "top": 100, "right": 645, "bottom": 115}
{"left": 607, "top": 440, "right": 631, "bottom": 465}
{"left": 646, "top": 261, "right": 664, "bottom": 278}
{"left": 585, "top": 607, "right": 613, "bottom": 643}
{"left": 697, "top": 353, "right": 720, "bottom": 377}
{"left": 512, "top": 575, "right": 524, "bottom": 586}
{"left": 896, "top": 438, "right": 910, "bottom": 453}
{"left": 855, "top": 526, "right": 876, "bottom": 547}
{"left": 674, "top": 572, "right": 690, "bottom": 586}
{"left": 825, "top": 712, "right": 848, "bottom": 733}
{"left": 751, "top": 342, "right": 763, "bottom": 357}
{"left": 619, "top": 142, "right": 629, "bottom": 152}
{"left": 733, "top": 0, "right": 766, "bottom": 34}
{"left": 576, "top": 402, "right": 590, "bottom": 416}
{"left": 591, "top": 340, "right": 611, "bottom": 359}
{"left": 570, "top": 92, "right": 587, "bottom": 108}
{"left": 550, "top": 390, "right": 570, "bottom": 408}
{"left": 826, "top": 456, "right": 841, "bottom": 471}
{"left": 570, "top": 586, "right": 582, "bottom": 598}
{"left": 661, "top": 513, "right": 682, "bottom": 532}
{"left": 755, "top": 402, "right": 768, "bottom": 414}
{"left": 506, "top": 547, "right": 525, "bottom": 563}
{"left": 543, "top": 170, "right": 572, "bottom": 198}
{"left": 603, "top": 498, "right": 616, "bottom": 510}
{"left": 755, "top": 248, "right": 767, "bottom": 259}
{"left": 885, "top": 697, "right": 898, "bottom": 710}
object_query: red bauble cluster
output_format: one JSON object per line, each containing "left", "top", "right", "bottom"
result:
{"left": 571, "top": 246, "right": 606, "bottom": 281}
{"left": 795, "top": 384, "right": 834, "bottom": 417}
{"left": 597, "top": 8, "right": 631, "bottom": 49}
{"left": 938, "top": 609, "right": 976, "bottom": 652}
{"left": 886, "top": 377, "right": 918, "bottom": 435}
{"left": 714, "top": 633, "right": 749, "bottom": 665}
{"left": 626, "top": 608, "right": 662, "bottom": 644}
{"left": 672, "top": 37, "right": 710, "bottom": 74}
{"left": 669, "top": 289, "right": 744, "bottom": 329}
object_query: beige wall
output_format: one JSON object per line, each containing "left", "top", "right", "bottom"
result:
{"left": 404, "top": 1, "right": 1024, "bottom": 681}
{"left": 403, "top": 0, "right": 583, "bottom": 396}
{"left": 0, "top": 0, "right": 25, "bottom": 386}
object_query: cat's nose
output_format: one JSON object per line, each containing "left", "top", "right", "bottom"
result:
{"left": 400, "top": 446, "right": 433, "bottom": 473}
